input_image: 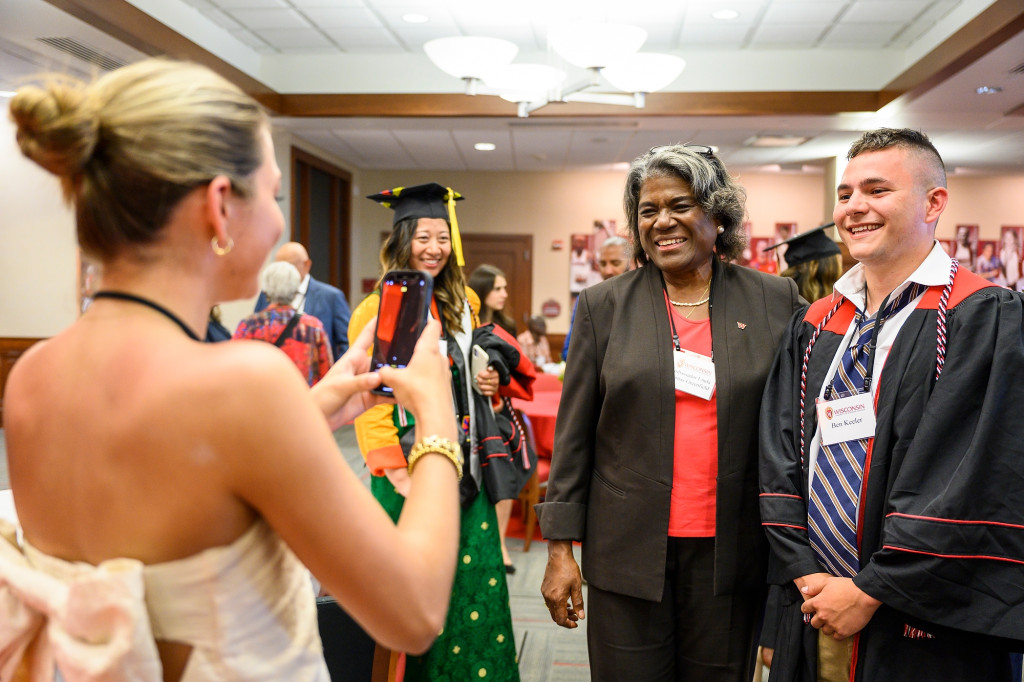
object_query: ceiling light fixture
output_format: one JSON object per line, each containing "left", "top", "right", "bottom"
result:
{"left": 745, "top": 134, "right": 810, "bottom": 148}
{"left": 712, "top": 9, "right": 740, "bottom": 20}
{"left": 0, "top": 91, "right": 16, "bottom": 98}
{"left": 474, "top": 142, "right": 496, "bottom": 151}
{"left": 424, "top": 21, "right": 685, "bottom": 117}
{"left": 402, "top": 13, "right": 429, "bottom": 24}
{"left": 975, "top": 85, "right": 1003, "bottom": 94}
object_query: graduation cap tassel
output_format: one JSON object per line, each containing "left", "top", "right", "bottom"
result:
{"left": 447, "top": 187, "right": 466, "bottom": 267}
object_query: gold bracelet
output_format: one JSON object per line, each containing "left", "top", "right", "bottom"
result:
{"left": 407, "top": 435, "right": 464, "bottom": 481}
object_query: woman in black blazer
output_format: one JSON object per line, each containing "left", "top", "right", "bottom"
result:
{"left": 537, "top": 144, "right": 804, "bottom": 682}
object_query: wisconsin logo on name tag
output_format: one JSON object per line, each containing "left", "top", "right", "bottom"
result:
{"left": 816, "top": 392, "right": 876, "bottom": 445}
{"left": 674, "top": 349, "right": 716, "bottom": 400}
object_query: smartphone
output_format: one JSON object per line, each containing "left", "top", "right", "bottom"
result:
{"left": 371, "top": 270, "right": 434, "bottom": 395}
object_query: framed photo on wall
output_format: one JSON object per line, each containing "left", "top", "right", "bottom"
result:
{"left": 975, "top": 240, "right": 1002, "bottom": 284}
{"left": 1000, "top": 226, "right": 1023, "bottom": 291}
{"left": 953, "top": 224, "right": 978, "bottom": 271}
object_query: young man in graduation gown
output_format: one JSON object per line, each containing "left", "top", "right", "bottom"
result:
{"left": 759, "top": 128, "right": 1024, "bottom": 681}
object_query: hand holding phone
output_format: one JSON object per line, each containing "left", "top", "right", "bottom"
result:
{"left": 371, "top": 270, "right": 434, "bottom": 395}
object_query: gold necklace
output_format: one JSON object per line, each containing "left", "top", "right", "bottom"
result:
{"left": 668, "top": 279, "right": 711, "bottom": 310}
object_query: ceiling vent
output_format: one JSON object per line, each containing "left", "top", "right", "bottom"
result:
{"left": 36, "top": 37, "right": 126, "bottom": 72}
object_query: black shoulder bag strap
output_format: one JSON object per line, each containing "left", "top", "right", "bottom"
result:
{"left": 273, "top": 311, "right": 303, "bottom": 347}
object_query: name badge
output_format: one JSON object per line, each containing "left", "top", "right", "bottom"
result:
{"left": 816, "top": 392, "right": 876, "bottom": 445}
{"left": 674, "top": 349, "right": 716, "bottom": 400}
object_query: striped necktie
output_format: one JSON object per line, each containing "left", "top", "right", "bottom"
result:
{"left": 808, "top": 282, "right": 924, "bottom": 577}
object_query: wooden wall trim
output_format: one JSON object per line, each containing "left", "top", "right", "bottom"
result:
{"left": 0, "top": 338, "right": 44, "bottom": 425}
{"left": 277, "top": 91, "right": 886, "bottom": 118}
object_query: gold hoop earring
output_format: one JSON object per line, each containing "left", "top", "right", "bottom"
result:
{"left": 211, "top": 236, "right": 234, "bottom": 256}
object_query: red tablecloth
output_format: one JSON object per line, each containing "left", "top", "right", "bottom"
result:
{"left": 512, "top": 385, "right": 560, "bottom": 459}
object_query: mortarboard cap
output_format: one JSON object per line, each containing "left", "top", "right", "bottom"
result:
{"left": 763, "top": 222, "right": 840, "bottom": 268}
{"left": 367, "top": 182, "right": 466, "bottom": 267}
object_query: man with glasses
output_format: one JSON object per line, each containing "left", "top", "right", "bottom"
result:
{"left": 760, "top": 128, "right": 1024, "bottom": 681}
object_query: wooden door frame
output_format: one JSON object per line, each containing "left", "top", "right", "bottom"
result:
{"left": 290, "top": 147, "right": 352, "bottom": 297}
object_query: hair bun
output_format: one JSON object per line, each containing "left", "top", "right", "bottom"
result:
{"left": 9, "top": 80, "right": 99, "bottom": 178}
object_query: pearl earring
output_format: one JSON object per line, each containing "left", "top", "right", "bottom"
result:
{"left": 717, "top": 226, "right": 725, "bottom": 234}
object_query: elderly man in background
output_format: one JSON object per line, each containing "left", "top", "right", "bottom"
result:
{"left": 255, "top": 241, "right": 351, "bottom": 359}
{"left": 561, "top": 236, "right": 630, "bottom": 360}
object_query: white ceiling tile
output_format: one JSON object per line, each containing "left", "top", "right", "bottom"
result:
{"left": 230, "top": 8, "right": 311, "bottom": 29}
{"left": 252, "top": 27, "right": 332, "bottom": 47}
{"left": 679, "top": 22, "right": 753, "bottom": 46}
{"left": 333, "top": 130, "right": 415, "bottom": 168}
{"left": 748, "top": 22, "right": 824, "bottom": 45}
{"left": 454, "top": 25, "right": 538, "bottom": 44}
{"left": 762, "top": 2, "right": 844, "bottom": 23}
{"left": 208, "top": 0, "right": 288, "bottom": 8}
{"left": 288, "top": 0, "right": 367, "bottom": 6}
{"left": 392, "top": 129, "right": 465, "bottom": 169}
{"left": 843, "top": 0, "right": 931, "bottom": 23}
{"left": 823, "top": 22, "right": 903, "bottom": 45}
{"left": 200, "top": 7, "right": 243, "bottom": 30}
{"left": 181, "top": 0, "right": 217, "bottom": 11}
{"left": 320, "top": 27, "right": 401, "bottom": 49}
{"left": 229, "top": 27, "right": 270, "bottom": 48}
{"left": 642, "top": 23, "right": 682, "bottom": 49}
{"left": 299, "top": 7, "right": 383, "bottom": 28}
{"left": 391, "top": 26, "right": 467, "bottom": 50}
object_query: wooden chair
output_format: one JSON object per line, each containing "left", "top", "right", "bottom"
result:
{"left": 515, "top": 410, "right": 549, "bottom": 552}
{"left": 317, "top": 596, "right": 399, "bottom": 681}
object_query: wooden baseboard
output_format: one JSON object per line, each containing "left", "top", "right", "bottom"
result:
{"left": 1, "top": 338, "right": 44, "bottom": 424}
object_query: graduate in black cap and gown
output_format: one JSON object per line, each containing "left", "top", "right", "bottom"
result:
{"left": 350, "top": 183, "right": 521, "bottom": 682}
{"left": 764, "top": 223, "right": 845, "bottom": 302}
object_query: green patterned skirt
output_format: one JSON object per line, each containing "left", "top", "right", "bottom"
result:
{"left": 371, "top": 476, "right": 521, "bottom": 682}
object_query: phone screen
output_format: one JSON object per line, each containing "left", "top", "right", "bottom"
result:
{"left": 371, "top": 270, "right": 434, "bottom": 394}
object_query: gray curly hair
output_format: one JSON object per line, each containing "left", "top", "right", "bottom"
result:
{"left": 623, "top": 144, "right": 748, "bottom": 263}
{"left": 261, "top": 261, "right": 302, "bottom": 305}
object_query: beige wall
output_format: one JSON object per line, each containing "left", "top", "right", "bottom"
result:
{"left": 0, "top": 112, "right": 79, "bottom": 338}
{"left": 941, "top": 175, "right": 1024, "bottom": 240}
{"left": 2, "top": 116, "right": 1021, "bottom": 340}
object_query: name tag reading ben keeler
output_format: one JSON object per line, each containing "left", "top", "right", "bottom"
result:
{"left": 673, "top": 349, "right": 716, "bottom": 400}
{"left": 815, "top": 392, "right": 876, "bottom": 446}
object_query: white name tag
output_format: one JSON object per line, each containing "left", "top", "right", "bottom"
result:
{"left": 674, "top": 349, "right": 716, "bottom": 400}
{"left": 816, "top": 392, "right": 876, "bottom": 445}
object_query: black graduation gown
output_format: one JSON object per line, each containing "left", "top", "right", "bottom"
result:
{"left": 759, "top": 269, "right": 1024, "bottom": 681}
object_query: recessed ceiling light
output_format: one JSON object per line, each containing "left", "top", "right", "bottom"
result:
{"left": 712, "top": 9, "right": 740, "bottom": 20}
{"left": 402, "top": 13, "right": 428, "bottom": 24}
{"left": 975, "top": 85, "right": 1003, "bottom": 94}
{"left": 745, "top": 134, "right": 810, "bottom": 148}
{"left": 474, "top": 142, "right": 496, "bottom": 151}
{"left": 0, "top": 90, "right": 16, "bottom": 98}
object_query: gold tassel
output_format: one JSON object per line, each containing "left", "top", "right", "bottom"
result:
{"left": 447, "top": 187, "right": 465, "bottom": 267}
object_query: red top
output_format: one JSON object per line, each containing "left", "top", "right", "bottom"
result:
{"left": 665, "top": 299, "right": 718, "bottom": 537}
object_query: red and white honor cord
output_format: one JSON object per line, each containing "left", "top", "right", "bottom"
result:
{"left": 796, "top": 259, "right": 957, "bottom": 466}
{"left": 935, "top": 259, "right": 957, "bottom": 380}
